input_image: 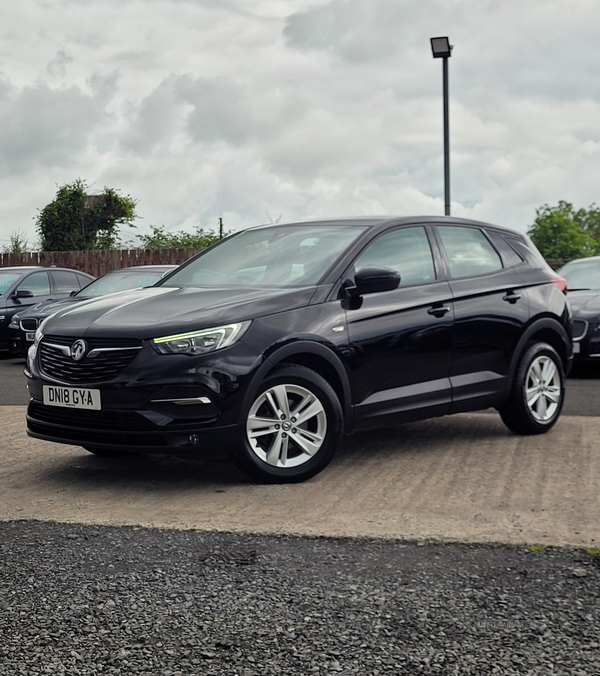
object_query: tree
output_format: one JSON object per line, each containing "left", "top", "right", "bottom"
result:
{"left": 136, "top": 224, "right": 224, "bottom": 249}
{"left": 528, "top": 201, "right": 599, "bottom": 261}
{"left": 36, "top": 179, "right": 137, "bottom": 251}
{"left": 1, "top": 229, "right": 32, "bottom": 254}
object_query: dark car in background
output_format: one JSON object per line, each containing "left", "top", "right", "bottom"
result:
{"left": 25, "top": 216, "right": 572, "bottom": 483}
{"left": 558, "top": 256, "right": 600, "bottom": 359}
{"left": 0, "top": 266, "right": 94, "bottom": 353}
{"left": 8, "top": 265, "right": 177, "bottom": 356}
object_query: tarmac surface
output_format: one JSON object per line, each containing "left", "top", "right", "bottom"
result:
{"left": 1, "top": 405, "right": 598, "bottom": 548}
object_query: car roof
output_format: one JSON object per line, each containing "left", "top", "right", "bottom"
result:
{"left": 245, "top": 215, "right": 522, "bottom": 236}
{"left": 0, "top": 266, "right": 94, "bottom": 273}
{"left": 0, "top": 266, "right": 43, "bottom": 272}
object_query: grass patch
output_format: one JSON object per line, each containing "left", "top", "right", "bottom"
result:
{"left": 584, "top": 547, "right": 600, "bottom": 555}
{"left": 527, "top": 544, "right": 547, "bottom": 552}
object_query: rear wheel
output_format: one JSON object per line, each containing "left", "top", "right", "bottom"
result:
{"left": 237, "top": 364, "right": 344, "bottom": 483}
{"left": 499, "top": 342, "right": 565, "bottom": 435}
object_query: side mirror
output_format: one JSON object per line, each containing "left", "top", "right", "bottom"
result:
{"left": 12, "top": 289, "right": 34, "bottom": 300}
{"left": 347, "top": 266, "right": 400, "bottom": 297}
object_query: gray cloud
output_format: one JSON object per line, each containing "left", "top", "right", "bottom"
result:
{"left": 46, "top": 50, "right": 73, "bottom": 78}
{"left": 0, "top": 77, "right": 109, "bottom": 176}
{"left": 285, "top": 0, "right": 600, "bottom": 101}
{"left": 123, "top": 73, "right": 310, "bottom": 155}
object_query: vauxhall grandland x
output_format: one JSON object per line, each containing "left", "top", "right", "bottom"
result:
{"left": 25, "top": 216, "right": 572, "bottom": 482}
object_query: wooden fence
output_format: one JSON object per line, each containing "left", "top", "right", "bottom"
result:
{"left": 0, "top": 248, "right": 204, "bottom": 277}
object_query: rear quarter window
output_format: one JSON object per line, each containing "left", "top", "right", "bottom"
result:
{"left": 486, "top": 231, "right": 524, "bottom": 268}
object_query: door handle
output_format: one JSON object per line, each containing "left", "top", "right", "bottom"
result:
{"left": 503, "top": 292, "right": 521, "bottom": 304}
{"left": 428, "top": 305, "right": 451, "bottom": 317}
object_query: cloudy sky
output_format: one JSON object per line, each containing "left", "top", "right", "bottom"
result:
{"left": 1, "top": 0, "right": 599, "bottom": 248}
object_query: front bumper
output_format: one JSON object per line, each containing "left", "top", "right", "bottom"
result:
{"left": 26, "top": 400, "right": 241, "bottom": 458}
{"left": 25, "top": 338, "right": 261, "bottom": 457}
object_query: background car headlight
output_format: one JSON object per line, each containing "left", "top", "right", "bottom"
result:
{"left": 151, "top": 321, "right": 251, "bottom": 355}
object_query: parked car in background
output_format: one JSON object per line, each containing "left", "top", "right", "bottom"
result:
{"left": 8, "top": 265, "right": 177, "bottom": 356}
{"left": 0, "top": 266, "right": 94, "bottom": 353}
{"left": 25, "top": 216, "right": 572, "bottom": 483}
{"left": 558, "top": 256, "right": 600, "bottom": 359}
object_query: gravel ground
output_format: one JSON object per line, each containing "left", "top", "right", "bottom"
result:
{"left": 0, "top": 521, "right": 598, "bottom": 676}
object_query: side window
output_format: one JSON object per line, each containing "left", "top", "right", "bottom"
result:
{"left": 52, "top": 270, "right": 80, "bottom": 294}
{"left": 354, "top": 227, "right": 436, "bottom": 287}
{"left": 77, "top": 273, "right": 92, "bottom": 289}
{"left": 437, "top": 226, "right": 503, "bottom": 278}
{"left": 17, "top": 271, "right": 50, "bottom": 296}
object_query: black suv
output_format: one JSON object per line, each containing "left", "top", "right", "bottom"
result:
{"left": 25, "top": 217, "right": 572, "bottom": 482}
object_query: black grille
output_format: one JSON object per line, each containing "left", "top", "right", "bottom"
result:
{"left": 27, "top": 420, "right": 166, "bottom": 447}
{"left": 21, "top": 318, "right": 38, "bottom": 331}
{"left": 28, "top": 402, "right": 155, "bottom": 432}
{"left": 572, "top": 320, "right": 588, "bottom": 341}
{"left": 39, "top": 335, "right": 142, "bottom": 384}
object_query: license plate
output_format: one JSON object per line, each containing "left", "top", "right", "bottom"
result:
{"left": 43, "top": 385, "right": 101, "bottom": 410}
{"left": 573, "top": 342, "right": 581, "bottom": 354}
{"left": 26, "top": 332, "right": 35, "bottom": 342}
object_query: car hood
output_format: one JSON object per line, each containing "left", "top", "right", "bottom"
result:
{"left": 19, "top": 295, "right": 83, "bottom": 320}
{"left": 567, "top": 291, "right": 600, "bottom": 316}
{"left": 40, "top": 285, "right": 318, "bottom": 339}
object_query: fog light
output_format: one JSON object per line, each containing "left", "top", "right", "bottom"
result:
{"left": 189, "top": 434, "right": 201, "bottom": 445}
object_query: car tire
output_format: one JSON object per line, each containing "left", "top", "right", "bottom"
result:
{"left": 499, "top": 342, "right": 565, "bottom": 435}
{"left": 237, "top": 364, "right": 344, "bottom": 483}
{"left": 83, "top": 446, "right": 136, "bottom": 458}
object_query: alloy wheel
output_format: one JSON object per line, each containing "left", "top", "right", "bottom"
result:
{"left": 246, "top": 383, "right": 327, "bottom": 468}
{"left": 525, "top": 354, "right": 562, "bottom": 422}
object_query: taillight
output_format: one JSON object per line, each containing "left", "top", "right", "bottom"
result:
{"left": 551, "top": 276, "right": 568, "bottom": 295}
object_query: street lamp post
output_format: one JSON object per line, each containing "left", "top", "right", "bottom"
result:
{"left": 430, "top": 36, "right": 453, "bottom": 216}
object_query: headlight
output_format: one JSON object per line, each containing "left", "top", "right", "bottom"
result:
{"left": 151, "top": 321, "right": 250, "bottom": 355}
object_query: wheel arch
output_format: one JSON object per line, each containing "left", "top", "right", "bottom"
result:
{"left": 506, "top": 317, "right": 572, "bottom": 390}
{"left": 240, "top": 341, "right": 353, "bottom": 433}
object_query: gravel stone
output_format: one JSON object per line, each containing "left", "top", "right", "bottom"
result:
{"left": 0, "top": 521, "right": 598, "bottom": 675}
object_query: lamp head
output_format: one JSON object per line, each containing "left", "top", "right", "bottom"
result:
{"left": 430, "top": 37, "right": 452, "bottom": 58}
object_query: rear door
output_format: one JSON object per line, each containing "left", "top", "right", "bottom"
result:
{"left": 344, "top": 225, "right": 454, "bottom": 429}
{"left": 433, "top": 224, "right": 530, "bottom": 412}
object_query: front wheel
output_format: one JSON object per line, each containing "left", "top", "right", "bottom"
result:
{"left": 499, "top": 342, "right": 565, "bottom": 435}
{"left": 237, "top": 364, "right": 344, "bottom": 483}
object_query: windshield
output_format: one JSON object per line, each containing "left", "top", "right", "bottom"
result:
{"left": 158, "top": 224, "right": 367, "bottom": 288}
{"left": 0, "top": 271, "right": 24, "bottom": 294}
{"left": 78, "top": 269, "right": 170, "bottom": 298}
{"left": 559, "top": 261, "right": 600, "bottom": 291}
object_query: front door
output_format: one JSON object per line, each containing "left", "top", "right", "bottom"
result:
{"left": 343, "top": 225, "right": 454, "bottom": 430}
